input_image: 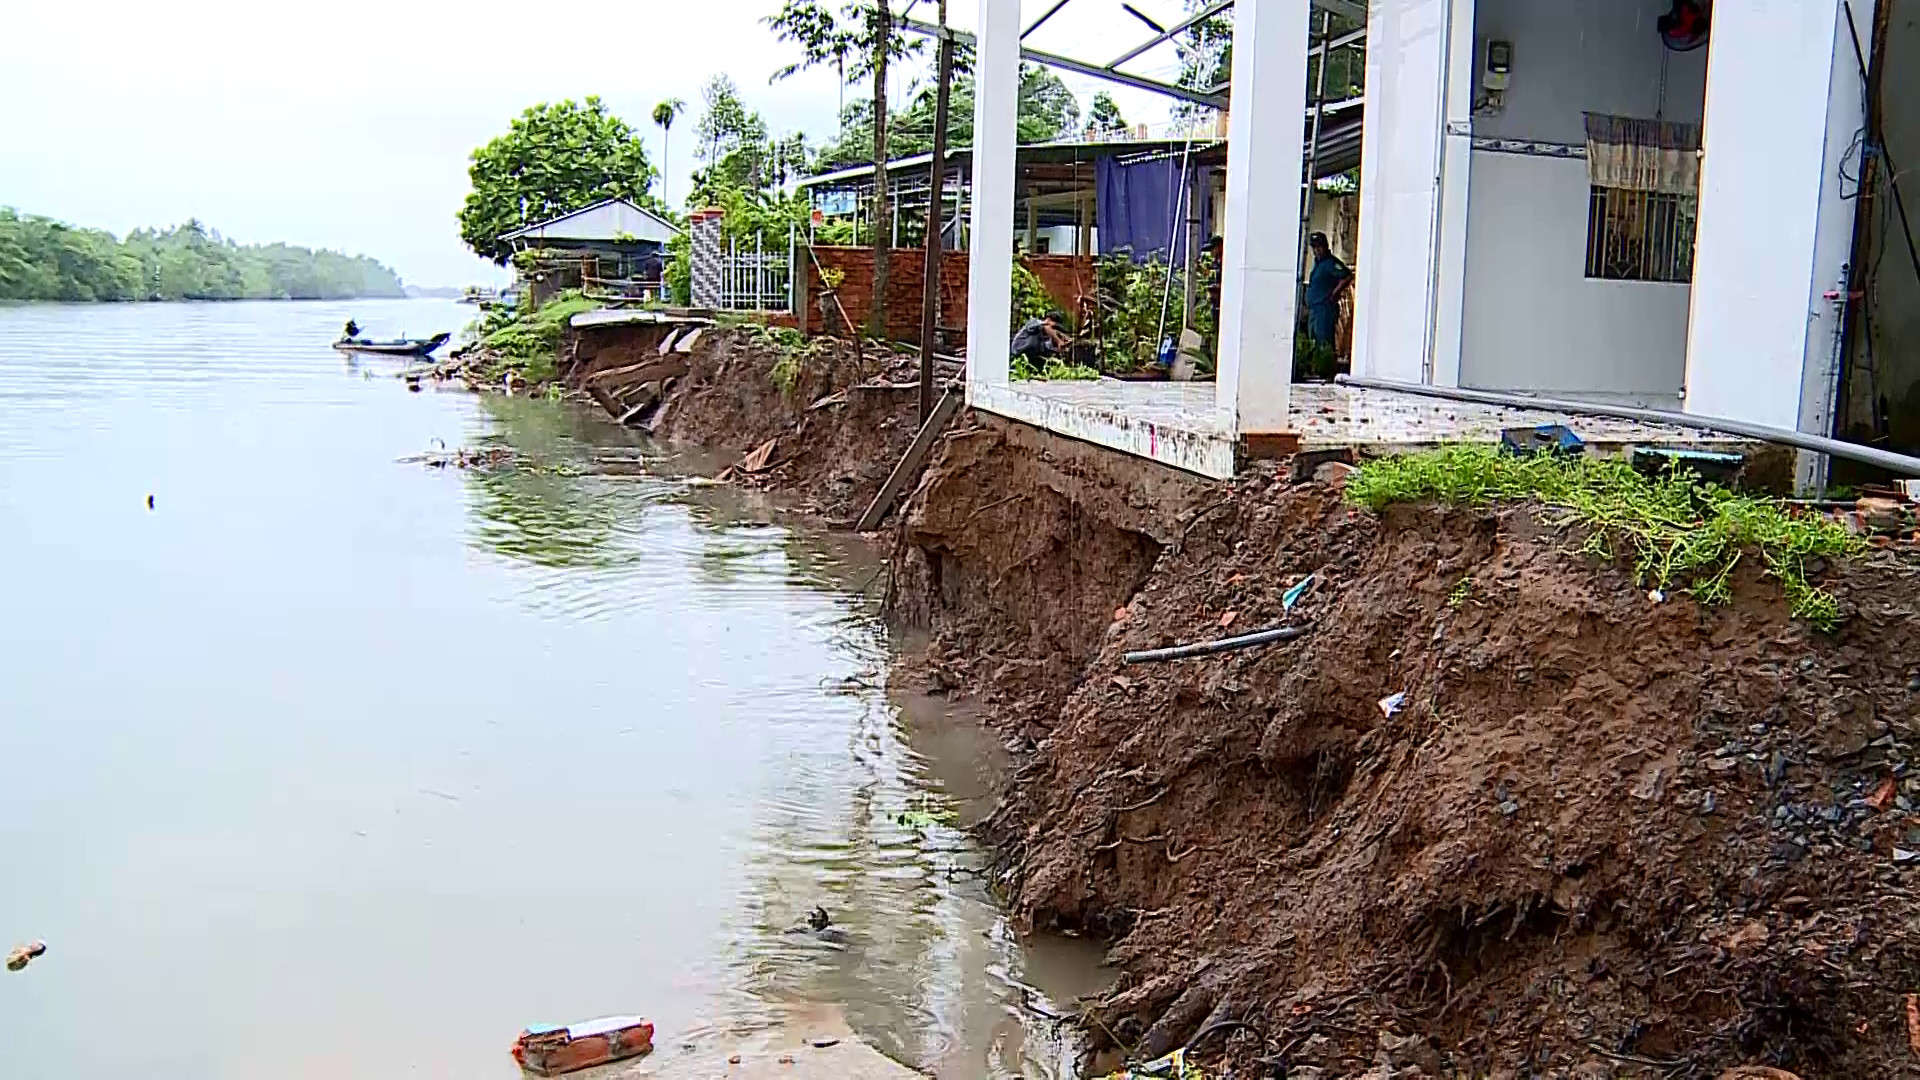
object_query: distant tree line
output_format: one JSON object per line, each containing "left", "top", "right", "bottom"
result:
{"left": 0, "top": 208, "right": 406, "bottom": 302}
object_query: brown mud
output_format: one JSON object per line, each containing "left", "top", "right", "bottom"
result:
{"left": 892, "top": 428, "right": 1920, "bottom": 1078}
{"left": 579, "top": 326, "right": 945, "bottom": 524}
{"left": 545, "top": 330, "right": 1920, "bottom": 1076}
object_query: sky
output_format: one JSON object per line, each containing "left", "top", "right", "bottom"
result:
{"left": 2, "top": 0, "right": 1198, "bottom": 289}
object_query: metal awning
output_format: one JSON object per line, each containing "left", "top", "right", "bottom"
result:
{"left": 797, "top": 96, "right": 1363, "bottom": 196}
{"left": 899, "top": 0, "right": 1365, "bottom": 112}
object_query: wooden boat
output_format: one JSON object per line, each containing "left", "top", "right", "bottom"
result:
{"left": 332, "top": 332, "right": 451, "bottom": 357}
{"left": 511, "top": 1015, "right": 654, "bottom": 1076}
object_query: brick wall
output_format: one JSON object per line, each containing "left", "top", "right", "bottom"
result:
{"left": 803, "top": 246, "right": 1093, "bottom": 349}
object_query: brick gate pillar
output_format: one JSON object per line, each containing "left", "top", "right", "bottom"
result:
{"left": 690, "top": 209, "right": 724, "bottom": 309}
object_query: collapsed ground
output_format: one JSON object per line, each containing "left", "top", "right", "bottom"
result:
{"left": 528, "top": 326, "right": 1920, "bottom": 1077}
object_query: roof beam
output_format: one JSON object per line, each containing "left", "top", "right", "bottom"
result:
{"left": 1021, "top": 0, "right": 1075, "bottom": 39}
{"left": 1108, "top": 0, "right": 1234, "bottom": 70}
{"left": 1313, "top": 0, "right": 1366, "bottom": 21}
{"left": 899, "top": 16, "right": 1228, "bottom": 109}
{"left": 1204, "top": 23, "right": 1365, "bottom": 95}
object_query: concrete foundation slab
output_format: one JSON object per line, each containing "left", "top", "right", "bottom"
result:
{"left": 972, "top": 379, "right": 1751, "bottom": 479}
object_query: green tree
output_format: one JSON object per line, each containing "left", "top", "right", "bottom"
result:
{"left": 457, "top": 97, "right": 659, "bottom": 265}
{"left": 819, "top": 64, "right": 1081, "bottom": 170}
{"left": 768, "top": 0, "right": 920, "bottom": 337}
{"left": 1087, "top": 91, "right": 1127, "bottom": 138}
{"left": 0, "top": 208, "right": 403, "bottom": 302}
{"left": 652, "top": 97, "right": 686, "bottom": 205}
{"left": 691, "top": 75, "right": 774, "bottom": 195}
{"left": 1017, "top": 64, "right": 1081, "bottom": 141}
{"left": 769, "top": 131, "right": 811, "bottom": 189}
{"left": 1172, "top": 0, "right": 1362, "bottom": 112}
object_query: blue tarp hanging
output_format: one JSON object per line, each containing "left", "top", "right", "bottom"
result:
{"left": 1094, "top": 155, "right": 1211, "bottom": 264}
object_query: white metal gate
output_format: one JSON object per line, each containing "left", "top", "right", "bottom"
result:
{"left": 716, "top": 232, "right": 794, "bottom": 312}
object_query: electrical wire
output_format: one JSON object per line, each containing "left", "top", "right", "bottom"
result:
{"left": 1154, "top": 115, "right": 1201, "bottom": 355}
{"left": 1838, "top": 127, "right": 1870, "bottom": 201}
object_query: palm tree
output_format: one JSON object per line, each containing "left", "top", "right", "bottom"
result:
{"left": 652, "top": 98, "right": 686, "bottom": 206}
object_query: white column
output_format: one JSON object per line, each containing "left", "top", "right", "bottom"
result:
{"left": 1686, "top": 0, "right": 1871, "bottom": 436}
{"left": 964, "top": 0, "right": 1022, "bottom": 396}
{"left": 1215, "top": 0, "right": 1310, "bottom": 436}
{"left": 1427, "top": 0, "right": 1476, "bottom": 387}
{"left": 1351, "top": 0, "right": 1458, "bottom": 383}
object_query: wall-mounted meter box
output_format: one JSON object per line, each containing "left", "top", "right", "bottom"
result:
{"left": 1484, "top": 40, "right": 1512, "bottom": 91}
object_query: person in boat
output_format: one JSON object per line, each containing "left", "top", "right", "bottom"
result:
{"left": 341, "top": 319, "right": 361, "bottom": 342}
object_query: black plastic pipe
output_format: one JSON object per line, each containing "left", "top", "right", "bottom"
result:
{"left": 1121, "top": 624, "right": 1312, "bottom": 665}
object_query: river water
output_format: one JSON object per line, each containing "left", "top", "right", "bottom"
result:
{"left": 0, "top": 299, "right": 1102, "bottom": 1079}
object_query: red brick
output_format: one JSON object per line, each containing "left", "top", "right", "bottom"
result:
{"left": 803, "top": 246, "right": 1092, "bottom": 348}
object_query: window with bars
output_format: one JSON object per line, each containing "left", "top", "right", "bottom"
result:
{"left": 1584, "top": 186, "right": 1697, "bottom": 284}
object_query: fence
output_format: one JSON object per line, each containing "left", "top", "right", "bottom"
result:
{"left": 581, "top": 273, "right": 665, "bottom": 304}
{"left": 714, "top": 232, "right": 795, "bottom": 312}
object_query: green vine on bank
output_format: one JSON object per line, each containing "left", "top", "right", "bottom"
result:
{"left": 745, "top": 322, "right": 824, "bottom": 395}
{"left": 473, "top": 289, "right": 600, "bottom": 383}
{"left": 1345, "top": 446, "right": 1863, "bottom": 627}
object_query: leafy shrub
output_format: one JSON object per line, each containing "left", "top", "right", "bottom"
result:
{"left": 480, "top": 289, "right": 600, "bottom": 382}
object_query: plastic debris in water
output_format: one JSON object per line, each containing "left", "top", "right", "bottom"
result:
{"left": 1378, "top": 691, "right": 1408, "bottom": 718}
{"left": 1282, "top": 575, "right": 1314, "bottom": 612}
{"left": 6, "top": 941, "right": 46, "bottom": 972}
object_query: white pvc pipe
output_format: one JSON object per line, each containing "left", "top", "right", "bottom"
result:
{"left": 1335, "top": 375, "right": 1920, "bottom": 477}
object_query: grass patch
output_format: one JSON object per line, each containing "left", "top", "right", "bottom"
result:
{"left": 745, "top": 323, "right": 824, "bottom": 395}
{"left": 1345, "top": 445, "right": 1862, "bottom": 627}
{"left": 1446, "top": 575, "right": 1473, "bottom": 608}
{"left": 1011, "top": 354, "right": 1101, "bottom": 381}
{"left": 478, "top": 290, "right": 600, "bottom": 383}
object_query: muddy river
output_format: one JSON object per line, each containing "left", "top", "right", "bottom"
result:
{"left": 0, "top": 299, "right": 1104, "bottom": 1079}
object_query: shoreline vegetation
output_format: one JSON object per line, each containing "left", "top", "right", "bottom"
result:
{"left": 0, "top": 207, "right": 405, "bottom": 302}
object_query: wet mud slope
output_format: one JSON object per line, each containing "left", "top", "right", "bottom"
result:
{"left": 889, "top": 430, "right": 1920, "bottom": 1077}
{"left": 580, "top": 327, "right": 939, "bottom": 523}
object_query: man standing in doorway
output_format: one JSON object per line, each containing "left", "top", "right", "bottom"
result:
{"left": 1304, "top": 232, "right": 1352, "bottom": 349}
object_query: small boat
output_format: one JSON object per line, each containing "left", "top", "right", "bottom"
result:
{"left": 511, "top": 1015, "right": 655, "bottom": 1076}
{"left": 332, "top": 332, "right": 451, "bottom": 358}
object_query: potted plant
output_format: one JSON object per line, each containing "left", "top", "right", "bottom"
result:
{"left": 817, "top": 266, "right": 849, "bottom": 332}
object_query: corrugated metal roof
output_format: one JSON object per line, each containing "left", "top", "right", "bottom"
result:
{"left": 499, "top": 198, "right": 680, "bottom": 244}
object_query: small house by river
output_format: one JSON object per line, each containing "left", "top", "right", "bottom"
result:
{"left": 501, "top": 197, "right": 679, "bottom": 304}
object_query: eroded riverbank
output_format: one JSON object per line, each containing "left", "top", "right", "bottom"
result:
{"left": 553, "top": 322, "right": 1920, "bottom": 1078}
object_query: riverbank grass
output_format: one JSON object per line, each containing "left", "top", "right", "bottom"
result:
{"left": 1346, "top": 445, "right": 1862, "bottom": 627}
{"left": 475, "top": 290, "right": 599, "bottom": 383}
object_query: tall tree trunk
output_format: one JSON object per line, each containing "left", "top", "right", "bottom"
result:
{"left": 868, "top": 1, "right": 891, "bottom": 339}
{"left": 918, "top": 0, "right": 952, "bottom": 423}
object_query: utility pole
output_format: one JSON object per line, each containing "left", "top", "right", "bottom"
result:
{"left": 1297, "top": 10, "right": 1333, "bottom": 303}
{"left": 918, "top": 0, "right": 954, "bottom": 423}
{"left": 869, "top": 0, "right": 893, "bottom": 339}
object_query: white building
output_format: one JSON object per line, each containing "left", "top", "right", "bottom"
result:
{"left": 960, "top": 1, "right": 1878, "bottom": 482}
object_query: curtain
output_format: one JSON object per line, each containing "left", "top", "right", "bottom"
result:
{"left": 1094, "top": 156, "right": 1212, "bottom": 264}
{"left": 1583, "top": 112, "right": 1702, "bottom": 195}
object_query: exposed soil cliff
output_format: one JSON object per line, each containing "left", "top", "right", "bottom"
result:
{"left": 549, "top": 329, "right": 1920, "bottom": 1076}
{"left": 890, "top": 426, "right": 1920, "bottom": 1078}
